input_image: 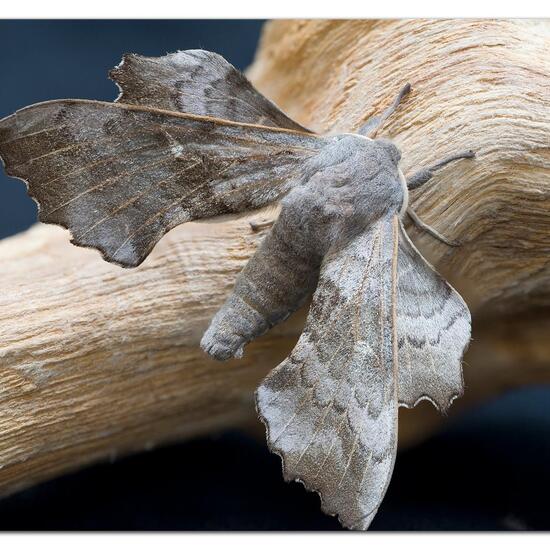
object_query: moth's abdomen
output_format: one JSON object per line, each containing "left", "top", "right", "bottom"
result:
{"left": 200, "top": 134, "right": 405, "bottom": 360}
{"left": 200, "top": 214, "right": 321, "bottom": 360}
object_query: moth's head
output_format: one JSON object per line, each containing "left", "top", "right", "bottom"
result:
{"left": 306, "top": 134, "right": 403, "bottom": 186}
{"left": 319, "top": 133, "right": 401, "bottom": 166}
{"left": 372, "top": 137, "right": 401, "bottom": 165}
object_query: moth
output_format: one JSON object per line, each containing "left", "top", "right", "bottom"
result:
{"left": 0, "top": 49, "right": 472, "bottom": 530}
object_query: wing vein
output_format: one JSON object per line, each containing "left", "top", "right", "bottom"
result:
{"left": 0, "top": 125, "right": 67, "bottom": 144}
{"left": 45, "top": 155, "right": 173, "bottom": 216}
{"left": 78, "top": 160, "right": 202, "bottom": 238}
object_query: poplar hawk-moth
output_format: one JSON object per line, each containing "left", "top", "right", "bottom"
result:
{"left": 0, "top": 49, "right": 473, "bottom": 529}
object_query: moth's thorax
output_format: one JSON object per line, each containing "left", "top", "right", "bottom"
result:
{"left": 280, "top": 133, "right": 407, "bottom": 253}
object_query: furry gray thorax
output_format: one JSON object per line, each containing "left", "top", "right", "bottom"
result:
{"left": 280, "top": 134, "right": 406, "bottom": 257}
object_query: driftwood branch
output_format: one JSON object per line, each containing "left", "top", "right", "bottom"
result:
{"left": 1, "top": 19, "right": 549, "bottom": 497}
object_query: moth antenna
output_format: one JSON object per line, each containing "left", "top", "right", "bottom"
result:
{"left": 358, "top": 83, "right": 411, "bottom": 138}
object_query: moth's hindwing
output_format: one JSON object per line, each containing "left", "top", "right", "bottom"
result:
{"left": 396, "top": 221, "right": 471, "bottom": 410}
{"left": 110, "top": 49, "right": 310, "bottom": 132}
{"left": 256, "top": 214, "right": 399, "bottom": 530}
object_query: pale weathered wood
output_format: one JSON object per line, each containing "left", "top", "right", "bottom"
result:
{"left": 0, "top": 19, "right": 549, "bottom": 497}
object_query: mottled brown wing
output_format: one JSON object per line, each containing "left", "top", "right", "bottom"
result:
{"left": 256, "top": 215, "right": 399, "bottom": 530}
{"left": 110, "top": 49, "right": 310, "bottom": 132}
{"left": 0, "top": 99, "right": 323, "bottom": 267}
{"left": 396, "top": 221, "right": 471, "bottom": 410}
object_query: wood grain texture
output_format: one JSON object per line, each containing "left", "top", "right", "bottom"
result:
{"left": 0, "top": 210, "right": 293, "bottom": 497}
{"left": 0, "top": 19, "right": 549, "bottom": 498}
{"left": 249, "top": 19, "right": 550, "bottom": 315}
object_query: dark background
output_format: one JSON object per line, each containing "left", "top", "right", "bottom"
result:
{"left": 0, "top": 20, "right": 549, "bottom": 531}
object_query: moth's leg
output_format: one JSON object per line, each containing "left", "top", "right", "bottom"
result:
{"left": 249, "top": 218, "right": 275, "bottom": 232}
{"left": 406, "top": 207, "right": 460, "bottom": 247}
{"left": 405, "top": 150, "right": 475, "bottom": 246}
{"left": 406, "top": 150, "right": 475, "bottom": 190}
{"left": 201, "top": 213, "right": 321, "bottom": 361}
{"left": 358, "top": 83, "right": 411, "bottom": 137}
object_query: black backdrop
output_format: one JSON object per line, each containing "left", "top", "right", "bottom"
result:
{"left": 0, "top": 20, "right": 549, "bottom": 531}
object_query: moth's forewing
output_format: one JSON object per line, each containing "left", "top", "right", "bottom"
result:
{"left": 0, "top": 100, "right": 323, "bottom": 267}
{"left": 256, "top": 215, "right": 400, "bottom": 530}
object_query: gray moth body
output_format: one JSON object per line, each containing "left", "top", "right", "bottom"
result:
{"left": 201, "top": 135, "right": 406, "bottom": 360}
{"left": 0, "top": 48, "right": 472, "bottom": 530}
